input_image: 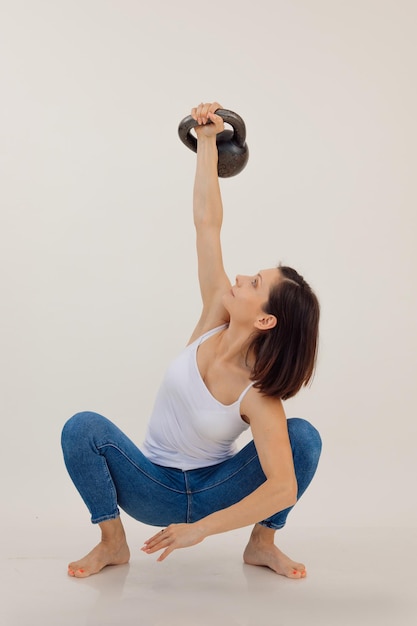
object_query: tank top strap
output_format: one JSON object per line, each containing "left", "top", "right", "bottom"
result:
{"left": 237, "top": 381, "right": 255, "bottom": 404}
{"left": 198, "top": 324, "right": 228, "bottom": 346}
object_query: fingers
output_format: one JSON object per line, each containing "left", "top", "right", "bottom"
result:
{"left": 146, "top": 528, "right": 166, "bottom": 544}
{"left": 191, "top": 101, "right": 223, "bottom": 125}
{"left": 157, "top": 547, "right": 173, "bottom": 562}
{"left": 142, "top": 522, "right": 205, "bottom": 562}
{"left": 142, "top": 528, "right": 170, "bottom": 554}
{"left": 190, "top": 101, "right": 225, "bottom": 138}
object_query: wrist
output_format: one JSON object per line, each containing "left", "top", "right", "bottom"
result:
{"left": 193, "top": 519, "right": 211, "bottom": 539}
{"left": 196, "top": 135, "right": 218, "bottom": 160}
{"left": 196, "top": 132, "right": 218, "bottom": 144}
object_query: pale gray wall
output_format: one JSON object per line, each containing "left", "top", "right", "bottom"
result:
{"left": 1, "top": 0, "right": 416, "bottom": 529}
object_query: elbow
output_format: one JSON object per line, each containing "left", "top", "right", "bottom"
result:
{"left": 287, "top": 489, "right": 298, "bottom": 509}
{"left": 271, "top": 479, "right": 298, "bottom": 510}
{"left": 194, "top": 214, "right": 222, "bottom": 231}
{"left": 288, "top": 478, "right": 298, "bottom": 506}
{"left": 282, "top": 490, "right": 297, "bottom": 510}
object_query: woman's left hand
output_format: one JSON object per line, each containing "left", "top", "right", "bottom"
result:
{"left": 141, "top": 523, "right": 205, "bottom": 561}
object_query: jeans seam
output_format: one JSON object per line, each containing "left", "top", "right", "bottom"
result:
{"left": 189, "top": 453, "right": 260, "bottom": 494}
{"left": 96, "top": 442, "right": 186, "bottom": 494}
{"left": 184, "top": 472, "right": 192, "bottom": 523}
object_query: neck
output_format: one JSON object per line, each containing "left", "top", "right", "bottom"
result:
{"left": 215, "top": 321, "right": 256, "bottom": 370}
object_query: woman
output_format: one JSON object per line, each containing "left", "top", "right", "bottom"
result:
{"left": 61, "top": 102, "right": 322, "bottom": 579}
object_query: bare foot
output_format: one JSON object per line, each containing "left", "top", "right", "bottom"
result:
{"left": 68, "top": 538, "right": 130, "bottom": 578}
{"left": 243, "top": 541, "right": 306, "bottom": 579}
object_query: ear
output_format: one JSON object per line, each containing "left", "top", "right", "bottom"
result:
{"left": 254, "top": 314, "right": 277, "bottom": 331}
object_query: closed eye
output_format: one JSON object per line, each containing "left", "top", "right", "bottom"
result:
{"left": 252, "top": 272, "right": 262, "bottom": 287}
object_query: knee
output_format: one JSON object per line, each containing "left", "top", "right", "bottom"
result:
{"left": 287, "top": 417, "right": 322, "bottom": 467}
{"left": 61, "top": 411, "right": 102, "bottom": 450}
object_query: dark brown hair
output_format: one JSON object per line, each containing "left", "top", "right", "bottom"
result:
{"left": 248, "top": 265, "right": 320, "bottom": 400}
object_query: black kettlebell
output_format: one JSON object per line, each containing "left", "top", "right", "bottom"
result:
{"left": 178, "top": 109, "right": 249, "bottom": 178}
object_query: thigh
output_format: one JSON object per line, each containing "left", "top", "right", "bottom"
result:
{"left": 186, "top": 441, "right": 266, "bottom": 522}
{"left": 185, "top": 417, "right": 322, "bottom": 522}
{"left": 65, "top": 411, "right": 189, "bottom": 526}
{"left": 103, "top": 444, "right": 189, "bottom": 526}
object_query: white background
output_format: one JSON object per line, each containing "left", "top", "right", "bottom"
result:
{"left": 1, "top": 0, "right": 416, "bottom": 534}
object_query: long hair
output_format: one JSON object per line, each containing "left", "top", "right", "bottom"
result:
{"left": 248, "top": 265, "right": 320, "bottom": 400}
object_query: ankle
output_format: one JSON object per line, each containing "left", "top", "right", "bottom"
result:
{"left": 249, "top": 523, "right": 276, "bottom": 545}
{"left": 99, "top": 518, "right": 126, "bottom": 544}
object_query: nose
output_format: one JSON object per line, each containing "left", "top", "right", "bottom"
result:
{"left": 235, "top": 274, "right": 250, "bottom": 288}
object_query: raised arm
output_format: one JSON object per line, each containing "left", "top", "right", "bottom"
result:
{"left": 188, "top": 102, "right": 232, "bottom": 344}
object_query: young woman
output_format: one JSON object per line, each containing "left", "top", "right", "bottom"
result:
{"left": 61, "top": 102, "right": 322, "bottom": 579}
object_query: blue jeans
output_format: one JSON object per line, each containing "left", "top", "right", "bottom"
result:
{"left": 61, "top": 412, "right": 322, "bottom": 530}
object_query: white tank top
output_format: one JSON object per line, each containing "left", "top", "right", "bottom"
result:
{"left": 141, "top": 325, "right": 252, "bottom": 470}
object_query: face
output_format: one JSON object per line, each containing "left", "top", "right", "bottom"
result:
{"left": 224, "top": 268, "right": 282, "bottom": 327}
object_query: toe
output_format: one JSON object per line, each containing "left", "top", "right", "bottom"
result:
{"left": 68, "top": 562, "right": 87, "bottom": 577}
{"left": 290, "top": 565, "right": 307, "bottom": 579}
{"left": 74, "top": 568, "right": 88, "bottom": 578}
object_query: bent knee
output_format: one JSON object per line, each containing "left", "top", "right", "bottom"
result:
{"left": 61, "top": 411, "right": 103, "bottom": 446}
{"left": 287, "top": 417, "right": 322, "bottom": 463}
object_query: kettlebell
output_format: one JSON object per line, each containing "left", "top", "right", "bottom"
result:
{"left": 178, "top": 109, "right": 249, "bottom": 178}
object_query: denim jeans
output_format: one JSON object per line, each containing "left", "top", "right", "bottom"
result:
{"left": 61, "top": 412, "right": 322, "bottom": 530}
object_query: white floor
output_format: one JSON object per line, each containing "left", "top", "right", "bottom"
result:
{"left": 1, "top": 520, "right": 416, "bottom": 626}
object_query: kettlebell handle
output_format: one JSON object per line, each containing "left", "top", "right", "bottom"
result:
{"left": 178, "top": 108, "right": 247, "bottom": 154}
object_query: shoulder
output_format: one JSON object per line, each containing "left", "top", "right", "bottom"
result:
{"left": 240, "top": 386, "right": 286, "bottom": 427}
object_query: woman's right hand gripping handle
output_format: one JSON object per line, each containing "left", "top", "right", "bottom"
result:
{"left": 191, "top": 102, "right": 225, "bottom": 138}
